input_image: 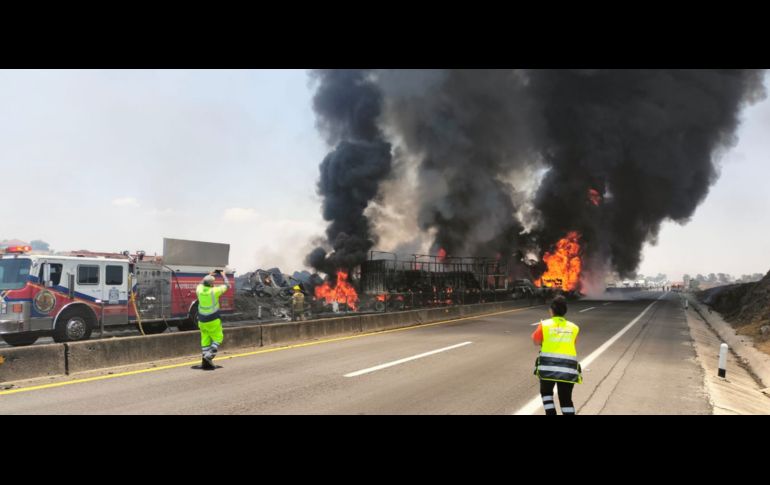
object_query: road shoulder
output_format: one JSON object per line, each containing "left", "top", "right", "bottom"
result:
{"left": 685, "top": 297, "right": 770, "bottom": 414}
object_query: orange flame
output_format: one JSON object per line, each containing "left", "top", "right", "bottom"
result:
{"left": 315, "top": 270, "right": 359, "bottom": 311}
{"left": 536, "top": 231, "right": 583, "bottom": 291}
{"left": 438, "top": 247, "right": 447, "bottom": 262}
{"left": 588, "top": 188, "right": 602, "bottom": 206}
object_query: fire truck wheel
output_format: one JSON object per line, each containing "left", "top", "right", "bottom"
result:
{"left": 53, "top": 309, "right": 94, "bottom": 343}
{"left": 1, "top": 332, "right": 39, "bottom": 346}
{"left": 177, "top": 306, "right": 199, "bottom": 332}
{"left": 141, "top": 322, "right": 169, "bottom": 334}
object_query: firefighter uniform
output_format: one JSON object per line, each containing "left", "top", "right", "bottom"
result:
{"left": 196, "top": 274, "right": 228, "bottom": 369}
{"left": 292, "top": 287, "right": 305, "bottom": 321}
{"left": 533, "top": 316, "right": 582, "bottom": 415}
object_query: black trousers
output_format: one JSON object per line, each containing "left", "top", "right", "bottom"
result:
{"left": 539, "top": 379, "right": 575, "bottom": 415}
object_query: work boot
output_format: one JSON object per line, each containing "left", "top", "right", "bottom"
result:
{"left": 201, "top": 356, "right": 215, "bottom": 370}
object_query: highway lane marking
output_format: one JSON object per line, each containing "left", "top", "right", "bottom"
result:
{"left": 513, "top": 293, "right": 667, "bottom": 415}
{"left": 530, "top": 304, "right": 603, "bottom": 324}
{"left": 0, "top": 305, "right": 542, "bottom": 397}
{"left": 344, "top": 342, "right": 473, "bottom": 377}
{"left": 603, "top": 303, "right": 612, "bottom": 306}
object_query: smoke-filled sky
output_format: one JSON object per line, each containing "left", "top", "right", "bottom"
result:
{"left": 2, "top": 69, "right": 769, "bottom": 281}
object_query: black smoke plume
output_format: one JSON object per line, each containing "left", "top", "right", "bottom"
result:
{"left": 309, "top": 69, "right": 765, "bottom": 280}
{"left": 529, "top": 69, "right": 765, "bottom": 276}
{"left": 379, "top": 69, "right": 538, "bottom": 257}
{"left": 306, "top": 69, "right": 393, "bottom": 277}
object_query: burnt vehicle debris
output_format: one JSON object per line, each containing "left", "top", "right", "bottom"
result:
{"left": 355, "top": 251, "right": 554, "bottom": 311}
{"left": 235, "top": 268, "right": 321, "bottom": 321}
{"left": 233, "top": 250, "right": 558, "bottom": 323}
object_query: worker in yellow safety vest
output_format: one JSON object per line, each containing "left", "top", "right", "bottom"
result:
{"left": 531, "top": 295, "right": 582, "bottom": 415}
{"left": 196, "top": 269, "right": 230, "bottom": 370}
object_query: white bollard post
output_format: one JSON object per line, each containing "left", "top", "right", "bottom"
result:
{"left": 718, "top": 343, "right": 728, "bottom": 378}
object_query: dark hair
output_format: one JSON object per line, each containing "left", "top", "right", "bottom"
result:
{"left": 550, "top": 295, "right": 568, "bottom": 317}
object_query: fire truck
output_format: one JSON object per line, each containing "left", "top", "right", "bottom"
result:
{"left": 0, "top": 239, "right": 235, "bottom": 347}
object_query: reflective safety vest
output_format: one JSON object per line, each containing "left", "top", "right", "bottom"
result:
{"left": 535, "top": 316, "right": 582, "bottom": 384}
{"left": 197, "top": 284, "right": 224, "bottom": 323}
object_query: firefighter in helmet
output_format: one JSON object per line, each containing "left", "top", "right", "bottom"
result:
{"left": 292, "top": 285, "right": 305, "bottom": 322}
{"left": 196, "top": 269, "right": 230, "bottom": 370}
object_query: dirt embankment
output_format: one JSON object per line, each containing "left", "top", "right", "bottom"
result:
{"left": 698, "top": 270, "right": 770, "bottom": 354}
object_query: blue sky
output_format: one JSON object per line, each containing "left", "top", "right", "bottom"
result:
{"left": 1, "top": 69, "right": 768, "bottom": 280}
{"left": 0, "top": 70, "right": 327, "bottom": 273}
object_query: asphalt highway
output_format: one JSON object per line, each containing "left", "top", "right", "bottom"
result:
{"left": 0, "top": 292, "right": 710, "bottom": 414}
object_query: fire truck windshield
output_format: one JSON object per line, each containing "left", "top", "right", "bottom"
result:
{"left": 0, "top": 258, "right": 31, "bottom": 291}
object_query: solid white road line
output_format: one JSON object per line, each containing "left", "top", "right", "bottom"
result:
{"left": 513, "top": 294, "right": 667, "bottom": 415}
{"left": 344, "top": 342, "right": 473, "bottom": 378}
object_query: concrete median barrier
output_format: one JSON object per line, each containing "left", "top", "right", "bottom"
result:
{"left": 461, "top": 301, "right": 518, "bottom": 317}
{"left": 461, "top": 302, "right": 492, "bottom": 317}
{"left": 222, "top": 325, "right": 262, "bottom": 351}
{"left": 67, "top": 332, "right": 201, "bottom": 374}
{"left": 0, "top": 344, "right": 66, "bottom": 382}
{"left": 299, "top": 316, "right": 362, "bottom": 341}
{"left": 360, "top": 311, "right": 417, "bottom": 333}
{"left": 425, "top": 306, "right": 462, "bottom": 322}
{"left": 0, "top": 299, "right": 536, "bottom": 384}
{"left": 261, "top": 322, "right": 302, "bottom": 347}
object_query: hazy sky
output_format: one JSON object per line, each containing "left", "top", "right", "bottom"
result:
{"left": 1, "top": 69, "right": 768, "bottom": 281}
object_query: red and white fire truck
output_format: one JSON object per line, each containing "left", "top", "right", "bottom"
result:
{"left": 0, "top": 240, "right": 235, "bottom": 347}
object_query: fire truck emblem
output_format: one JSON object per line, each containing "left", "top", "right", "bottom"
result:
{"left": 34, "top": 290, "right": 56, "bottom": 314}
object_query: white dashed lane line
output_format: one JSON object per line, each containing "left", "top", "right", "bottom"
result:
{"left": 344, "top": 342, "right": 473, "bottom": 378}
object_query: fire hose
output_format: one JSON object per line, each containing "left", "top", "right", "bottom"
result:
{"left": 128, "top": 274, "right": 146, "bottom": 336}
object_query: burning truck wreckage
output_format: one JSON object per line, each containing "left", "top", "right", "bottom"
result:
{"left": 235, "top": 248, "right": 574, "bottom": 322}
{"left": 234, "top": 69, "right": 767, "bottom": 323}
{"left": 2, "top": 69, "right": 765, "bottom": 345}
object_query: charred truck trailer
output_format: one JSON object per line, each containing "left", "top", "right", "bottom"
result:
{"left": 0, "top": 238, "right": 234, "bottom": 346}
{"left": 354, "top": 251, "right": 550, "bottom": 312}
